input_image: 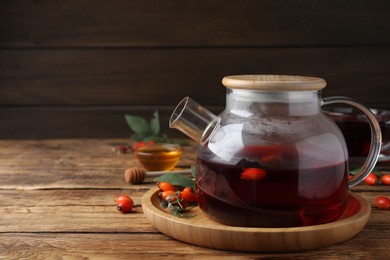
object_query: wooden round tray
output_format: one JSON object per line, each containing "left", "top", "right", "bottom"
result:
{"left": 142, "top": 188, "right": 370, "bottom": 252}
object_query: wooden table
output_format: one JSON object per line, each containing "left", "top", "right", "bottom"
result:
{"left": 1, "top": 139, "right": 389, "bottom": 259}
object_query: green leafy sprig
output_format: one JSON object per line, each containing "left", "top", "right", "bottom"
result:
{"left": 155, "top": 166, "right": 197, "bottom": 218}
{"left": 124, "top": 111, "right": 189, "bottom": 146}
{"left": 160, "top": 192, "right": 197, "bottom": 218}
{"left": 125, "top": 111, "right": 165, "bottom": 141}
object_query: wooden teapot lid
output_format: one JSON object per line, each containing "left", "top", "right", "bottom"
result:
{"left": 222, "top": 75, "right": 327, "bottom": 91}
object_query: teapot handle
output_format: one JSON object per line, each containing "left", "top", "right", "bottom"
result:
{"left": 321, "top": 96, "right": 382, "bottom": 188}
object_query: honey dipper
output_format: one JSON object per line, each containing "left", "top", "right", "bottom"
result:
{"left": 124, "top": 167, "right": 192, "bottom": 184}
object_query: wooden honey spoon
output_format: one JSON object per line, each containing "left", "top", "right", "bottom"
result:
{"left": 124, "top": 167, "right": 192, "bottom": 184}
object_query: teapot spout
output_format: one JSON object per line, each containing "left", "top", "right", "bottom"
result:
{"left": 169, "top": 97, "right": 220, "bottom": 145}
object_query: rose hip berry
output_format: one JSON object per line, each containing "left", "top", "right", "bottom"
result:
{"left": 131, "top": 140, "right": 155, "bottom": 151}
{"left": 240, "top": 168, "right": 267, "bottom": 181}
{"left": 116, "top": 197, "right": 134, "bottom": 213}
{"left": 158, "top": 182, "right": 176, "bottom": 192}
{"left": 160, "top": 190, "right": 177, "bottom": 202}
{"left": 375, "top": 196, "right": 390, "bottom": 210}
{"left": 180, "top": 187, "right": 197, "bottom": 203}
{"left": 115, "top": 195, "right": 132, "bottom": 204}
{"left": 381, "top": 175, "right": 390, "bottom": 185}
{"left": 364, "top": 173, "right": 378, "bottom": 185}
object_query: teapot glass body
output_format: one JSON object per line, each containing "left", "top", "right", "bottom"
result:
{"left": 170, "top": 75, "right": 381, "bottom": 227}
{"left": 196, "top": 89, "right": 348, "bottom": 227}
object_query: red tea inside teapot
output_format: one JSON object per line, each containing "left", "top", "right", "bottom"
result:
{"left": 197, "top": 145, "right": 348, "bottom": 227}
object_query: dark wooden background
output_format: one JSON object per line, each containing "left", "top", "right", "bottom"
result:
{"left": 1, "top": 0, "right": 389, "bottom": 139}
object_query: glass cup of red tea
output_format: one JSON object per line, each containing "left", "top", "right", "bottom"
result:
{"left": 324, "top": 107, "right": 390, "bottom": 169}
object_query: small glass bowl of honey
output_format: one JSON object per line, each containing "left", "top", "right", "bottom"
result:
{"left": 134, "top": 143, "right": 183, "bottom": 171}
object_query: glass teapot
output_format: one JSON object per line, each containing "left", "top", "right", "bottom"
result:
{"left": 169, "top": 75, "right": 381, "bottom": 227}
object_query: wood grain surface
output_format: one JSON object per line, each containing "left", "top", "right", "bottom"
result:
{"left": 1, "top": 139, "right": 390, "bottom": 258}
{"left": 1, "top": 1, "right": 389, "bottom": 139}
{"left": 2, "top": 0, "right": 390, "bottom": 48}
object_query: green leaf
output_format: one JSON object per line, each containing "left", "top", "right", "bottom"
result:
{"left": 150, "top": 111, "right": 160, "bottom": 135}
{"left": 154, "top": 173, "right": 195, "bottom": 190}
{"left": 125, "top": 114, "right": 150, "bottom": 133}
{"left": 131, "top": 132, "right": 151, "bottom": 142}
{"left": 349, "top": 167, "right": 361, "bottom": 175}
{"left": 349, "top": 167, "right": 380, "bottom": 176}
{"left": 142, "top": 134, "right": 159, "bottom": 142}
{"left": 191, "top": 165, "right": 196, "bottom": 179}
{"left": 167, "top": 201, "right": 196, "bottom": 218}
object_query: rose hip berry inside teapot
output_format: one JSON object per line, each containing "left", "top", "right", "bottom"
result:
{"left": 170, "top": 75, "right": 382, "bottom": 227}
